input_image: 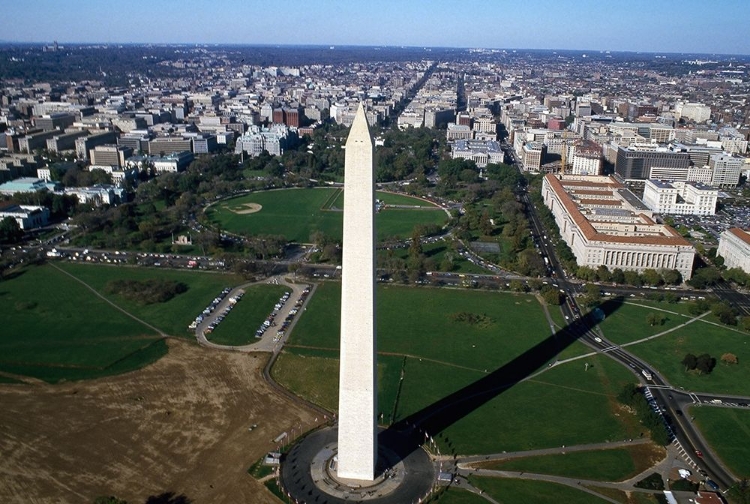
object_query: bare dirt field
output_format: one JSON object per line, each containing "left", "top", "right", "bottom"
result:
{"left": 0, "top": 338, "right": 320, "bottom": 504}
{"left": 229, "top": 203, "right": 263, "bottom": 215}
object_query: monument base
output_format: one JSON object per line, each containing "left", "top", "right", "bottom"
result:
{"left": 279, "top": 426, "right": 435, "bottom": 503}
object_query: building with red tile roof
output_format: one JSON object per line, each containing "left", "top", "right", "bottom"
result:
{"left": 542, "top": 174, "right": 695, "bottom": 280}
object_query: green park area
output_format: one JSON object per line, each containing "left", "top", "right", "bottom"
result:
{"left": 597, "top": 305, "right": 750, "bottom": 396}
{"left": 0, "top": 262, "right": 268, "bottom": 382}
{"left": 691, "top": 406, "right": 750, "bottom": 477}
{"left": 475, "top": 444, "right": 664, "bottom": 482}
{"left": 0, "top": 264, "right": 166, "bottom": 382}
{"left": 273, "top": 282, "right": 646, "bottom": 455}
{"left": 205, "top": 188, "right": 448, "bottom": 242}
{"left": 466, "top": 476, "right": 610, "bottom": 504}
{"left": 427, "top": 487, "right": 487, "bottom": 504}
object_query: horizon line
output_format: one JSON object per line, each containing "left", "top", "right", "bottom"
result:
{"left": 0, "top": 41, "right": 748, "bottom": 58}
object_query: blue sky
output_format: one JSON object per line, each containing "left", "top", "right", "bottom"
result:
{"left": 2, "top": 0, "right": 749, "bottom": 55}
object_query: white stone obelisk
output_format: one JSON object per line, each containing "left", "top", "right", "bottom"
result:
{"left": 337, "top": 103, "right": 377, "bottom": 481}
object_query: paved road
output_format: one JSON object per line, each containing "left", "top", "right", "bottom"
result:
{"left": 194, "top": 275, "right": 312, "bottom": 353}
{"left": 519, "top": 184, "right": 748, "bottom": 492}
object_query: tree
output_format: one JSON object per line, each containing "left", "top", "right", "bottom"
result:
{"left": 576, "top": 266, "right": 597, "bottom": 281}
{"left": 541, "top": 286, "right": 564, "bottom": 305}
{"left": 646, "top": 312, "right": 666, "bottom": 326}
{"left": 688, "top": 299, "right": 710, "bottom": 316}
{"left": 623, "top": 270, "right": 642, "bottom": 287}
{"left": 439, "top": 251, "right": 454, "bottom": 272}
{"left": 479, "top": 209, "right": 493, "bottom": 236}
{"left": 509, "top": 280, "right": 527, "bottom": 292}
{"left": 641, "top": 268, "right": 662, "bottom": 286}
{"left": 681, "top": 353, "right": 698, "bottom": 371}
{"left": 724, "top": 267, "right": 750, "bottom": 287}
{"left": 688, "top": 266, "right": 721, "bottom": 289}
{"left": 711, "top": 301, "right": 738, "bottom": 325}
{"left": 93, "top": 497, "right": 127, "bottom": 504}
{"left": 581, "top": 283, "right": 602, "bottom": 307}
{"left": 611, "top": 268, "right": 626, "bottom": 285}
{"left": 661, "top": 269, "right": 682, "bottom": 285}
{"left": 0, "top": 217, "right": 23, "bottom": 244}
{"left": 596, "top": 265, "right": 612, "bottom": 282}
{"left": 695, "top": 353, "right": 716, "bottom": 374}
{"left": 721, "top": 353, "right": 739, "bottom": 365}
{"left": 728, "top": 478, "right": 750, "bottom": 504}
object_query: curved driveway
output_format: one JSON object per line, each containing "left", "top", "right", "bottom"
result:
{"left": 194, "top": 275, "right": 313, "bottom": 353}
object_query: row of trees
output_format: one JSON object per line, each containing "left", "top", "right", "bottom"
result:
{"left": 575, "top": 265, "right": 683, "bottom": 287}
{"left": 681, "top": 353, "right": 717, "bottom": 374}
{"left": 104, "top": 279, "right": 188, "bottom": 305}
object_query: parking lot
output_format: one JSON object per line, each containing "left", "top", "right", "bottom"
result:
{"left": 194, "top": 276, "right": 313, "bottom": 353}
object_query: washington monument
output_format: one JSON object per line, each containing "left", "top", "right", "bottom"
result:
{"left": 337, "top": 103, "right": 378, "bottom": 481}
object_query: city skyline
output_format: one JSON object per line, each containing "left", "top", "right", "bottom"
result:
{"left": 2, "top": 0, "right": 750, "bottom": 56}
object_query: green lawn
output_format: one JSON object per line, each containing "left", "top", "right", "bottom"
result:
{"left": 272, "top": 351, "right": 404, "bottom": 417}
{"left": 427, "top": 487, "right": 487, "bottom": 503}
{"left": 623, "top": 298, "right": 696, "bottom": 316}
{"left": 468, "top": 476, "right": 610, "bottom": 504}
{"left": 55, "top": 262, "right": 243, "bottom": 337}
{"left": 692, "top": 407, "right": 750, "bottom": 477}
{"left": 597, "top": 302, "right": 689, "bottom": 346}
{"left": 480, "top": 448, "right": 639, "bottom": 482}
{"left": 277, "top": 282, "right": 642, "bottom": 454}
{"left": 0, "top": 264, "right": 167, "bottom": 382}
{"left": 621, "top": 321, "right": 750, "bottom": 395}
{"left": 205, "top": 188, "right": 448, "bottom": 242}
{"left": 331, "top": 188, "right": 440, "bottom": 208}
{"left": 288, "top": 282, "right": 552, "bottom": 371}
{"left": 377, "top": 191, "right": 438, "bottom": 207}
{"left": 431, "top": 354, "right": 641, "bottom": 455}
{"left": 206, "top": 284, "right": 288, "bottom": 346}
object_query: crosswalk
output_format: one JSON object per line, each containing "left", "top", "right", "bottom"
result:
{"left": 673, "top": 439, "right": 699, "bottom": 469}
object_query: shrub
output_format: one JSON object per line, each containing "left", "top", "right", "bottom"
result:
{"left": 105, "top": 279, "right": 188, "bottom": 305}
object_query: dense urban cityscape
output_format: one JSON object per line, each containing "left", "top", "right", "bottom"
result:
{"left": 2, "top": 38, "right": 750, "bottom": 504}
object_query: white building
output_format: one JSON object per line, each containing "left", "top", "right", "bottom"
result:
{"left": 62, "top": 185, "right": 124, "bottom": 206}
{"left": 542, "top": 174, "right": 695, "bottom": 280}
{"left": 0, "top": 204, "right": 49, "bottom": 230}
{"left": 446, "top": 123, "right": 472, "bottom": 141}
{"left": 451, "top": 140, "right": 504, "bottom": 168}
{"left": 234, "top": 124, "right": 292, "bottom": 157}
{"left": 675, "top": 102, "right": 711, "bottom": 123}
{"left": 687, "top": 165, "right": 713, "bottom": 184}
{"left": 718, "top": 228, "right": 750, "bottom": 273}
{"left": 642, "top": 180, "right": 717, "bottom": 215}
{"left": 89, "top": 165, "right": 139, "bottom": 185}
{"left": 709, "top": 153, "right": 744, "bottom": 186}
{"left": 151, "top": 151, "right": 194, "bottom": 174}
{"left": 521, "top": 142, "right": 545, "bottom": 171}
{"left": 570, "top": 140, "right": 602, "bottom": 175}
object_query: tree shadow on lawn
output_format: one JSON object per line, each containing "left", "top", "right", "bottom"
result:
{"left": 380, "top": 296, "right": 626, "bottom": 465}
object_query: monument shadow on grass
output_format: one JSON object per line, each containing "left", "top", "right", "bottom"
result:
{"left": 383, "top": 296, "right": 626, "bottom": 458}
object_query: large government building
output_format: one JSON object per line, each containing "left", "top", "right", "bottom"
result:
{"left": 542, "top": 174, "right": 695, "bottom": 280}
{"left": 717, "top": 228, "right": 750, "bottom": 274}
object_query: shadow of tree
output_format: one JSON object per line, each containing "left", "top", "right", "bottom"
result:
{"left": 144, "top": 492, "right": 191, "bottom": 504}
